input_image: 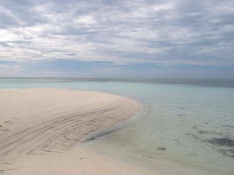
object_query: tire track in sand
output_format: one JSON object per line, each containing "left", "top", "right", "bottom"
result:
{"left": 0, "top": 96, "right": 140, "bottom": 165}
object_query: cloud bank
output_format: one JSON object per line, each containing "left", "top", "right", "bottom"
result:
{"left": 0, "top": 0, "right": 234, "bottom": 77}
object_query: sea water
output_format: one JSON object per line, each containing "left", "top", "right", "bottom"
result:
{"left": 0, "top": 78, "right": 234, "bottom": 174}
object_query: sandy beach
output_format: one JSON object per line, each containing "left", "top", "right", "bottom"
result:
{"left": 0, "top": 89, "right": 144, "bottom": 175}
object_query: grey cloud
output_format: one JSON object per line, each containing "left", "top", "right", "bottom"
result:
{"left": 0, "top": 0, "right": 234, "bottom": 66}
{"left": 0, "top": 11, "right": 19, "bottom": 28}
{"left": 0, "top": 0, "right": 47, "bottom": 28}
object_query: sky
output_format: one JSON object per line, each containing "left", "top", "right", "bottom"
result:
{"left": 0, "top": 0, "right": 234, "bottom": 78}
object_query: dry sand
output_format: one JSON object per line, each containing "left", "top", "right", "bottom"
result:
{"left": 0, "top": 89, "right": 146, "bottom": 175}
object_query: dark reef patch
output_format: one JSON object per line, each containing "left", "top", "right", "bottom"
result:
{"left": 198, "top": 130, "right": 209, "bottom": 135}
{"left": 219, "top": 149, "right": 234, "bottom": 158}
{"left": 207, "top": 137, "right": 234, "bottom": 147}
{"left": 157, "top": 147, "right": 166, "bottom": 150}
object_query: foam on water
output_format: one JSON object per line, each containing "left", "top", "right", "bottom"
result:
{"left": 1, "top": 78, "right": 234, "bottom": 174}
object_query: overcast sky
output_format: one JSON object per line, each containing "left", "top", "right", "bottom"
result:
{"left": 0, "top": 0, "right": 234, "bottom": 78}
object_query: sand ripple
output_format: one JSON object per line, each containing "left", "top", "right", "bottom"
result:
{"left": 0, "top": 89, "right": 140, "bottom": 167}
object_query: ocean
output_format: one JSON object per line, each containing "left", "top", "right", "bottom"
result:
{"left": 0, "top": 78, "right": 234, "bottom": 174}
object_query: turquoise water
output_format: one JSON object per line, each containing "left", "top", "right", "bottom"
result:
{"left": 1, "top": 78, "right": 234, "bottom": 174}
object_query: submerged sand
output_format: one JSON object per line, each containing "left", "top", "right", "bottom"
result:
{"left": 0, "top": 89, "right": 145, "bottom": 175}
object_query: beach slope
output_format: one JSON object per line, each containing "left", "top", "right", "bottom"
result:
{"left": 0, "top": 89, "right": 143, "bottom": 175}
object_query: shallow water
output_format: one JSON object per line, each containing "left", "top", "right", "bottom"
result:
{"left": 1, "top": 78, "right": 234, "bottom": 174}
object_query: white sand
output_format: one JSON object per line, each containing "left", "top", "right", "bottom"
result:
{"left": 0, "top": 89, "right": 146, "bottom": 175}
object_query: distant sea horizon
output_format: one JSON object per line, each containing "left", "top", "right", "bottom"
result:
{"left": 1, "top": 77, "right": 234, "bottom": 88}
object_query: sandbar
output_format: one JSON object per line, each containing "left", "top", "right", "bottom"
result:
{"left": 0, "top": 89, "right": 146, "bottom": 175}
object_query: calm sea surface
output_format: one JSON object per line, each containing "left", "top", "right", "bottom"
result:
{"left": 0, "top": 78, "right": 234, "bottom": 174}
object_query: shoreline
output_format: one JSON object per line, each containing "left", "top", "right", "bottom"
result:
{"left": 0, "top": 88, "right": 145, "bottom": 175}
{"left": 1, "top": 82, "right": 233, "bottom": 175}
{"left": 81, "top": 102, "right": 148, "bottom": 143}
